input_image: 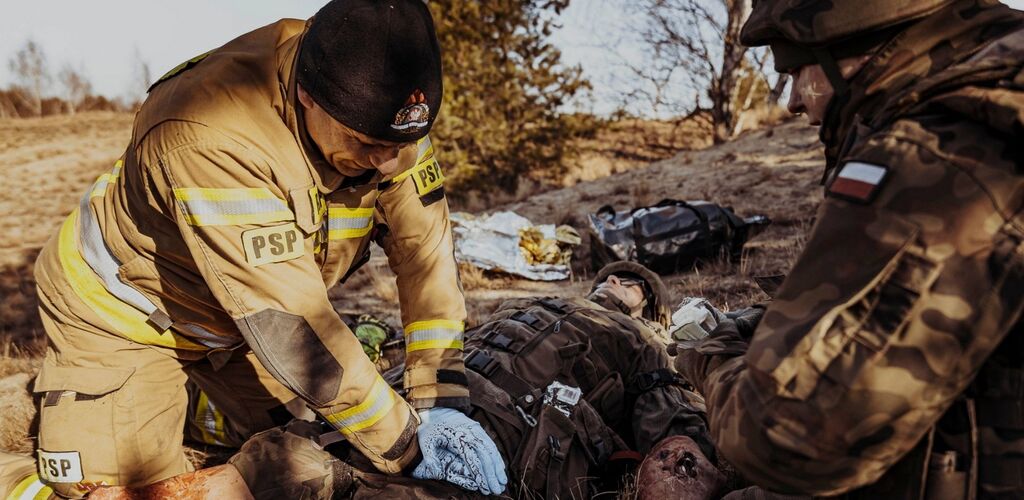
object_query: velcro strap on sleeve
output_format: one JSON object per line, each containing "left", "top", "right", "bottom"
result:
{"left": 404, "top": 366, "right": 440, "bottom": 389}
{"left": 436, "top": 369, "right": 468, "bottom": 387}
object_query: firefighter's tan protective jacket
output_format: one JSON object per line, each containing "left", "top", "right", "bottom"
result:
{"left": 34, "top": 18, "right": 468, "bottom": 472}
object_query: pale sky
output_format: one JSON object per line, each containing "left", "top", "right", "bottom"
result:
{"left": 2, "top": 1, "right": 1022, "bottom": 114}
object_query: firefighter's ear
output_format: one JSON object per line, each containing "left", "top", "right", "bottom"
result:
{"left": 297, "top": 85, "right": 315, "bottom": 110}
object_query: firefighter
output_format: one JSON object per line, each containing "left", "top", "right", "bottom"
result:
{"left": 30, "top": 0, "right": 504, "bottom": 496}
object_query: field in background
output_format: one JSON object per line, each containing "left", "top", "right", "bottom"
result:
{"left": 0, "top": 110, "right": 822, "bottom": 465}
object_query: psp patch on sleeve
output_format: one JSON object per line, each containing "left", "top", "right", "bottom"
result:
{"left": 37, "top": 450, "right": 83, "bottom": 483}
{"left": 242, "top": 223, "right": 304, "bottom": 266}
{"left": 411, "top": 158, "right": 445, "bottom": 196}
{"left": 827, "top": 162, "right": 889, "bottom": 204}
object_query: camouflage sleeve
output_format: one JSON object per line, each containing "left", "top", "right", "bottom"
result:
{"left": 676, "top": 125, "right": 1024, "bottom": 495}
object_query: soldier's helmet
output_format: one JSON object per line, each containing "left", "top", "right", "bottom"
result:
{"left": 741, "top": 0, "right": 956, "bottom": 72}
{"left": 591, "top": 261, "right": 673, "bottom": 329}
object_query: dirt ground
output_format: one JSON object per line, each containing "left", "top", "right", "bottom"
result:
{"left": 0, "top": 111, "right": 823, "bottom": 471}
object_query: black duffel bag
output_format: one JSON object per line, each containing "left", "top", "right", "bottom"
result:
{"left": 587, "top": 199, "right": 770, "bottom": 274}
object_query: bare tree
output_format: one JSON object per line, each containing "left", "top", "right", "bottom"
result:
{"left": 620, "top": 0, "right": 786, "bottom": 143}
{"left": 125, "top": 46, "right": 152, "bottom": 110}
{"left": 8, "top": 39, "right": 51, "bottom": 117}
{"left": 58, "top": 64, "right": 92, "bottom": 115}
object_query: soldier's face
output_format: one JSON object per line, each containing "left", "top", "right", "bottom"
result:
{"left": 788, "top": 64, "right": 833, "bottom": 125}
{"left": 298, "top": 86, "right": 417, "bottom": 177}
{"left": 595, "top": 275, "right": 647, "bottom": 316}
{"left": 787, "top": 55, "right": 871, "bottom": 126}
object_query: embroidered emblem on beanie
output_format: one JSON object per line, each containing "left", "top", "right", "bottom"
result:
{"left": 391, "top": 89, "right": 431, "bottom": 133}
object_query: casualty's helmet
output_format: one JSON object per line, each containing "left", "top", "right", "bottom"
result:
{"left": 591, "top": 261, "right": 673, "bottom": 329}
{"left": 741, "top": 0, "right": 956, "bottom": 73}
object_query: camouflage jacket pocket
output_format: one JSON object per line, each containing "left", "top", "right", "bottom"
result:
{"left": 768, "top": 208, "right": 941, "bottom": 401}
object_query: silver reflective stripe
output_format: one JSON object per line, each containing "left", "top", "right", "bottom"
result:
{"left": 328, "top": 216, "right": 372, "bottom": 230}
{"left": 323, "top": 377, "right": 395, "bottom": 433}
{"left": 78, "top": 193, "right": 158, "bottom": 316}
{"left": 78, "top": 186, "right": 235, "bottom": 350}
{"left": 175, "top": 323, "right": 238, "bottom": 349}
{"left": 183, "top": 198, "right": 290, "bottom": 218}
{"left": 417, "top": 135, "right": 433, "bottom": 161}
{"left": 408, "top": 327, "right": 463, "bottom": 344}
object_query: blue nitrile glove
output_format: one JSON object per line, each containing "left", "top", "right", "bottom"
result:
{"left": 412, "top": 407, "right": 508, "bottom": 495}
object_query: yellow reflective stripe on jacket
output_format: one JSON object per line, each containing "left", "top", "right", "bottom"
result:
{"left": 390, "top": 136, "right": 436, "bottom": 185}
{"left": 322, "top": 376, "right": 396, "bottom": 434}
{"left": 88, "top": 160, "right": 124, "bottom": 198}
{"left": 57, "top": 209, "right": 206, "bottom": 351}
{"left": 6, "top": 473, "right": 53, "bottom": 500}
{"left": 405, "top": 319, "right": 464, "bottom": 352}
{"left": 172, "top": 187, "right": 293, "bottom": 226}
{"left": 327, "top": 207, "right": 374, "bottom": 240}
{"left": 194, "top": 390, "right": 228, "bottom": 446}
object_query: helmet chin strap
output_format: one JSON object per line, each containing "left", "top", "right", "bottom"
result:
{"left": 812, "top": 46, "right": 856, "bottom": 184}
{"left": 811, "top": 47, "right": 850, "bottom": 96}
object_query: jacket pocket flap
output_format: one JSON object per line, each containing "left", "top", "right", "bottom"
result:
{"left": 33, "top": 362, "right": 135, "bottom": 396}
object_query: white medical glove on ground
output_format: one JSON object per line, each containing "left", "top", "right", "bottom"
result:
{"left": 411, "top": 407, "right": 508, "bottom": 495}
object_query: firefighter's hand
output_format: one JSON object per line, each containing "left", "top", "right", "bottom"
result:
{"left": 412, "top": 408, "right": 508, "bottom": 495}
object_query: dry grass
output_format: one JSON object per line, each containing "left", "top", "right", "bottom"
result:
{"left": 733, "top": 105, "right": 791, "bottom": 136}
{"left": 0, "top": 371, "right": 36, "bottom": 454}
{"left": 451, "top": 116, "right": 712, "bottom": 213}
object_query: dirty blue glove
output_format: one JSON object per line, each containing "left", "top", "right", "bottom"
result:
{"left": 412, "top": 407, "right": 508, "bottom": 495}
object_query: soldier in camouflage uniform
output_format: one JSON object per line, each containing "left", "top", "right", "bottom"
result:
{"left": 675, "top": 0, "right": 1024, "bottom": 498}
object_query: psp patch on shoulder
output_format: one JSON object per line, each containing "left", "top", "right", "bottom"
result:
{"left": 827, "top": 162, "right": 889, "bottom": 204}
{"left": 242, "top": 223, "right": 304, "bottom": 266}
{"left": 411, "top": 158, "right": 445, "bottom": 196}
{"left": 37, "top": 450, "right": 84, "bottom": 483}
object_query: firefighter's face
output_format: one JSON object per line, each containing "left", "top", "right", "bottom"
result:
{"left": 298, "top": 86, "right": 416, "bottom": 177}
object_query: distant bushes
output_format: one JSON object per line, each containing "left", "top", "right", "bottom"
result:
{"left": 0, "top": 89, "right": 126, "bottom": 118}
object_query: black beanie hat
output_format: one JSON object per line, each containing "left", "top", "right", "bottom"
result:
{"left": 297, "top": 0, "right": 442, "bottom": 142}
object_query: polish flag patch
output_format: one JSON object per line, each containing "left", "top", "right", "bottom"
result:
{"left": 827, "top": 162, "right": 889, "bottom": 203}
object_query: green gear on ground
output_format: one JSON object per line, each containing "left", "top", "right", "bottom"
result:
{"left": 354, "top": 314, "right": 391, "bottom": 362}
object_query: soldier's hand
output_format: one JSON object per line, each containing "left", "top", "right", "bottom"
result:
{"left": 412, "top": 408, "right": 508, "bottom": 495}
{"left": 724, "top": 305, "right": 766, "bottom": 340}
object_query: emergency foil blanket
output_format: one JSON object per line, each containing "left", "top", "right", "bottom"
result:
{"left": 450, "top": 211, "right": 578, "bottom": 281}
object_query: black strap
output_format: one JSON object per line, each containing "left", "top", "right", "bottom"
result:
{"left": 545, "top": 435, "right": 566, "bottom": 500}
{"left": 465, "top": 349, "right": 540, "bottom": 408}
{"left": 595, "top": 205, "right": 616, "bottom": 221}
{"left": 436, "top": 369, "right": 469, "bottom": 387}
{"left": 481, "top": 329, "right": 520, "bottom": 353}
{"left": 633, "top": 368, "right": 686, "bottom": 393}
{"left": 43, "top": 391, "right": 62, "bottom": 407}
{"left": 812, "top": 47, "right": 850, "bottom": 96}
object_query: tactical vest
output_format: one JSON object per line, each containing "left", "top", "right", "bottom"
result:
{"left": 460, "top": 296, "right": 688, "bottom": 499}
